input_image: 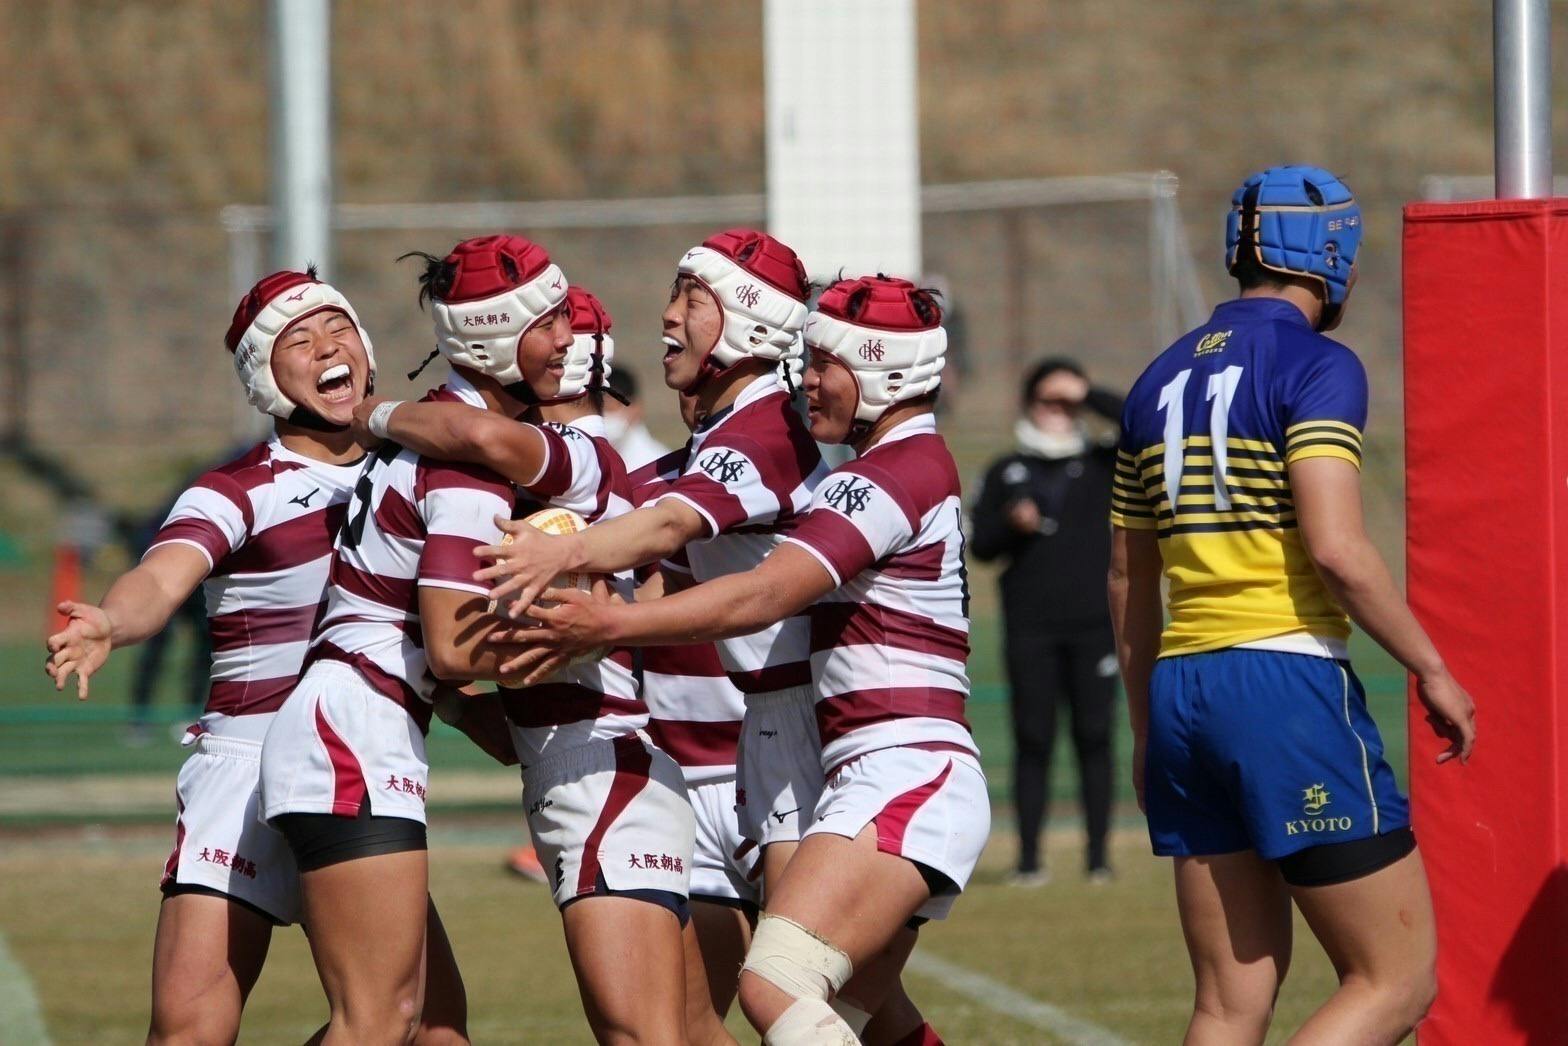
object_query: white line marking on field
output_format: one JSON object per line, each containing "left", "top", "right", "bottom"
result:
{"left": 0, "top": 929, "right": 51, "bottom": 1045}
{"left": 905, "top": 950, "right": 1131, "bottom": 1046}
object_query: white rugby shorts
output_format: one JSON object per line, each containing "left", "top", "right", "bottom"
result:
{"left": 734, "top": 685, "right": 823, "bottom": 847}
{"left": 522, "top": 732, "right": 696, "bottom": 909}
{"left": 160, "top": 729, "right": 300, "bottom": 924}
{"left": 259, "top": 661, "right": 431, "bottom": 826}
{"left": 804, "top": 746, "right": 991, "bottom": 920}
{"left": 688, "top": 774, "right": 759, "bottom": 908}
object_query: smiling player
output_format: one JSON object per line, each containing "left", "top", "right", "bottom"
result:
{"left": 347, "top": 263, "right": 696, "bottom": 1044}
{"left": 516, "top": 275, "right": 987, "bottom": 1044}
{"left": 42, "top": 269, "right": 472, "bottom": 1044}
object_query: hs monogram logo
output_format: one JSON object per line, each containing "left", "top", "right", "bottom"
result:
{"left": 822, "top": 478, "right": 873, "bottom": 517}
{"left": 857, "top": 338, "right": 885, "bottom": 362}
{"left": 734, "top": 283, "right": 762, "bottom": 309}
{"left": 699, "top": 449, "right": 748, "bottom": 484}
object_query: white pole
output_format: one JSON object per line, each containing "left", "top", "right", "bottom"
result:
{"left": 270, "top": 0, "right": 333, "bottom": 273}
{"left": 764, "top": 0, "right": 921, "bottom": 279}
{"left": 1494, "top": 0, "right": 1552, "bottom": 199}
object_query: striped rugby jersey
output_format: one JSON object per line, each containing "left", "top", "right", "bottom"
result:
{"left": 1110, "top": 296, "right": 1368, "bottom": 657}
{"left": 654, "top": 374, "right": 829, "bottom": 694}
{"left": 310, "top": 372, "right": 515, "bottom": 727}
{"left": 783, "top": 414, "right": 978, "bottom": 771}
{"left": 148, "top": 437, "right": 363, "bottom": 733}
{"left": 499, "top": 410, "right": 647, "bottom": 766}
{"left": 630, "top": 446, "right": 747, "bottom": 783}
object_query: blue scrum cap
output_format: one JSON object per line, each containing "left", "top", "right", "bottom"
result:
{"left": 1225, "top": 166, "right": 1362, "bottom": 316}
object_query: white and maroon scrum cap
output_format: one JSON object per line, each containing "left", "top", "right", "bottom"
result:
{"left": 553, "top": 284, "right": 614, "bottom": 403}
{"left": 676, "top": 228, "right": 811, "bottom": 389}
{"left": 428, "top": 234, "right": 569, "bottom": 389}
{"left": 806, "top": 274, "right": 947, "bottom": 425}
{"left": 225, "top": 268, "right": 377, "bottom": 422}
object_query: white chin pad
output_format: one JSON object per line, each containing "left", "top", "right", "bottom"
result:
{"left": 763, "top": 999, "right": 859, "bottom": 1045}
{"left": 743, "top": 913, "right": 853, "bottom": 1003}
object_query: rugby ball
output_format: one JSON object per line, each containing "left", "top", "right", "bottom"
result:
{"left": 489, "top": 507, "right": 610, "bottom": 678}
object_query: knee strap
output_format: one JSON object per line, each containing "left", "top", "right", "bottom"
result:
{"left": 763, "top": 998, "right": 858, "bottom": 1045}
{"left": 743, "top": 913, "right": 853, "bottom": 1002}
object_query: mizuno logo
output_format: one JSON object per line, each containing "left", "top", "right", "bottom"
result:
{"left": 284, "top": 288, "right": 309, "bottom": 303}
{"left": 289, "top": 488, "right": 320, "bottom": 508}
{"left": 771, "top": 807, "right": 798, "bottom": 824}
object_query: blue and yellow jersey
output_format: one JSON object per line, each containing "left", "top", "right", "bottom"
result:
{"left": 1110, "top": 297, "right": 1367, "bottom": 656}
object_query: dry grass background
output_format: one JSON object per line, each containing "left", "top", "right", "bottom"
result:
{"left": 0, "top": 0, "right": 1559, "bottom": 635}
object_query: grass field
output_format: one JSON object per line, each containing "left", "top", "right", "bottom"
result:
{"left": 0, "top": 624, "right": 1414, "bottom": 1043}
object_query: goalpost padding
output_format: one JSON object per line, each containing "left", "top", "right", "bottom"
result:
{"left": 1403, "top": 199, "right": 1568, "bottom": 1043}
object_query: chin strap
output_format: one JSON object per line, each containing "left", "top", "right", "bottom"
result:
{"left": 407, "top": 348, "right": 440, "bottom": 382}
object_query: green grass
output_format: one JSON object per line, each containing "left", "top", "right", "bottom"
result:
{"left": 0, "top": 819, "right": 1369, "bottom": 1045}
{"left": 0, "top": 623, "right": 1417, "bottom": 1043}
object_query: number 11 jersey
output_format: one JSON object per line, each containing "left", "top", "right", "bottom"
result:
{"left": 1110, "top": 296, "right": 1368, "bottom": 658}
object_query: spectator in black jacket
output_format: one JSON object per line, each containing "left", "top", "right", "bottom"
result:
{"left": 971, "top": 358, "right": 1124, "bottom": 885}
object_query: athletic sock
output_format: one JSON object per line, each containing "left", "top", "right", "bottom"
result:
{"left": 890, "top": 1021, "right": 944, "bottom": 1046}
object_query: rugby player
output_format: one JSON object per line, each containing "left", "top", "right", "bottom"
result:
{"left": 623, "top": 388, "right": 757, "bottom": 1044}
{"left": 349, "top": 261, "right": 696, "bottom": 1044}
{"left": 45, "top": 271, "right": 465, "bottom": 1043}
{"left": 472, "top": 228, "right": 827, "bottom": 901}
{"left": 1107, "top": 166, "right": 1476, "bottom": 1043}
{"left": 253, "top": 241, "right": 589, "bottom": 1043}
{"left": 518, "top": 275, "right": 987, "bottom": 1045}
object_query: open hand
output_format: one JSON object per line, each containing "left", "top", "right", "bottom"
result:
{"left": 473, "top": 516, "right": 578, "bottom": 616}
{"left": 45, "top": 602, "right": 113, "bottom": 701}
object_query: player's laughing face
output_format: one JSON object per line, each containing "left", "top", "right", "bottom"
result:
{"left": 515, "top": 302, "right": 575, "bottom": 399}
{"left": 804, "top": 347, "right": 857, "bottom": 443}
{"left": 271, "top": 308, "right": 370, "bottom": 427}
{"left": 661, "top": 275, "right": 722, "bottom": 389}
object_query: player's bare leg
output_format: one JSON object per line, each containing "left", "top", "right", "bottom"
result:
{"left": 862, "top": 982, "right": 928, "bottom": 1045}
{"left": 414, "top": 898, "right": 470, "bottom": 1045}
{"left": 1173, "top": 851, "right": 1293, "bottom": 1046}
{"left": 683, "top": 900, "right": 749, "bottom": 1043}
{"left": 300, "top": 849, "right": 431, "bottom": 1046}
{"left": 759, "top": 839, "right": 798, "bottom": 899}
{"left": 738, "top": 825, "right": 931, "bottom": 1036}
{"left": 1286, "top": 849, "right": 1437, "bottom": 1044}
{"left": 146, "top": 892, "right": 273, "bottom": 1045}
{"left": 562, "top": 896, "right": 686, "bottom": 1045}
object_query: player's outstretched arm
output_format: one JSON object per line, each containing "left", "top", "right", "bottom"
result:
{"left": 474, "top": 499, "right": 710, "bottom": 614}
{"left": 1291, "top": 456, "right": 1476, "bottom": 764}
{"left": 45, "top": 543, "right": 210, "bottom": 701}
{"left": 503, "top": 545, "right": 836, "bottom": 684}
{"left": 354, "top": 396, "right": 550, "bottom": 489}
{"left": 1108, "top": 525, "right": 1163, "bottom": 812}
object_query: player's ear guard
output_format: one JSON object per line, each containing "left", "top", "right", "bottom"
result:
{"left": 1226, "top": 165, "right": 1361, "bottom": 324}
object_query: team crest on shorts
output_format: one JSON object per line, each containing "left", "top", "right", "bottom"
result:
{"left": 1301, "top": 783, "right": 1330, "bottom": 815}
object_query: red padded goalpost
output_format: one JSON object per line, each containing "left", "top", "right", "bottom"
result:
{"left": 1403, "top": 199, "right": 1568, "bottom": 1043}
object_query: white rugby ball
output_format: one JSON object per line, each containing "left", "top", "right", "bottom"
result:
{"left": 489, "top": 507, "right": 609, "bottom": 678}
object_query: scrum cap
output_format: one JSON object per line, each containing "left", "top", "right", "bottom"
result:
{"left": 428, "top": 235, "right": 569, "bottom": 392}
{"left": 806, "top": 274, "right": 945, "bottom": 435}
{"left": 1226, "top": 165, "right": 1361, "bottom": 327}
{"left": 225, "top": 268, "right": 377, "bottom": 424}
{"left": 548, "top": 285, "right": 615, "bottom": 403}
{"left": 675, "top": 228, "right": 811, "bottom": 391}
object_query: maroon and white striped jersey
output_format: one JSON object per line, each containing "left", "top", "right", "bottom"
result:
{"left": 148, "top": 437, "right": 363, "bottom": 735}
{"left": 630, "top": 448, "right": 747, "bottom": 783}
{"left": 500, "top": 411, "right": 647, "bottom": 766}
{"left": 654, "top": 374, "right": 828, "bottom": 694}
{"left": 310, "top": 374, "right": 514, "bottom": 727}
{"left": 782, "top": 414, "right": 977, "bottom": 770}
